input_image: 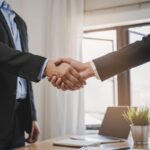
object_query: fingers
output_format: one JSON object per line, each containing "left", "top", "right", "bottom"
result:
{"left": 64, "top": 74, "right": 82, "bottom": 89}
{"left": 26, "top": 128, "right": 34, "bottom": 143}
{"left": 47, "top": 61, "right": 86, "bottom": 91}
{"left": 48, "top": 76, "right": 62, "bottom": 89}
{"left": 26, "top": 122, "right": 40, "bottom": 144}
{"left": 60, "top": 82, "right": 67, "bottom": 91}
{"left": 56, "top": 78, "right": 62, "bottom": 88}
{"left": 48, "top": 68, "right": 81, "bottom": 90}
{"left": 57, "top": 66, "right": 82, "bottom": 90}
{"left": 27, "top": 132, "right": 38, "bottom": 143}
{"left": 31, "top": 129, "right": 39, "bottom": 143}
{"left": 71, "top": 69, "right": 86, "bottom": 86}
{"left": 51, "top": 76, "right": 57, "bottom": 86}
{"left": 48, "top": 75, "right": 80, "bottom": 91}
{"left": 52, "top": 78, "right": 68, "bottom": 91}
{"left": 25, "top": 135, "right": 31, "bottom": 143}
{"left": 51, "top": 76, "right": 75, "bottom": 90}
{"left": 63, "top": 79, "right": 75, "bottom": 90}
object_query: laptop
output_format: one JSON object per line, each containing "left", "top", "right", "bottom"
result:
{"left": 53, "top": 106, "right": 131, "bottom": 147}
{"left": 70, "top": 106, "right": 131, "bottom": 143}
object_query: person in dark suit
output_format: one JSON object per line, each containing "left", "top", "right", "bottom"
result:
{"left": 0, "top": 0, "right": 84, "bottom": 149}
{"left": 0, "top": 1, "right": 42, "bottom": 149}
{"left": 49, "top": 34, "right": 150, "bottom": 89}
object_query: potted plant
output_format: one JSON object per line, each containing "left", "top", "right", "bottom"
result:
{"left": 123, "top": 107, "right": 150, "bottom": 145}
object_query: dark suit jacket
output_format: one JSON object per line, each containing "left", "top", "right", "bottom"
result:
{"left": 0, "top": 11, "right": 46, "bottom": 139}
{"left": 93, "top": 34, "right": 150, "bottom": 81}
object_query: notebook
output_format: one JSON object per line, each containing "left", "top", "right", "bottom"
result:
{"left": 53, "top": 139, "right": 100, "bottom": 147}
{"left": 53, "top": 106, "right": 131, "bottom": 147}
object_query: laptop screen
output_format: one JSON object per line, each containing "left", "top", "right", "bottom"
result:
{"left": 99, "top": 106, "right": 131, "bottom": 139}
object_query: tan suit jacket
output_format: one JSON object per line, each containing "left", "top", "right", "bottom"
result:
{"left": 93, "top": 35, "right": 150, "bottom": 81}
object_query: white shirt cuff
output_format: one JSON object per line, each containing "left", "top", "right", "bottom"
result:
{"left": 90, "top": 61, "right": 100, "bottom": 80}
{"left": 37, "top": 59, "right": 49, "bottom": 80}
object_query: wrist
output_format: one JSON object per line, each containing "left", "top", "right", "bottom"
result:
{"left": 84, "top": 62, "right": 95, "bottom": 78}
{"left": 44, "top": 60, "right": 54, "bottom": 76}
{"left": 44, "top": 61, "right": 49, "bottom": 76}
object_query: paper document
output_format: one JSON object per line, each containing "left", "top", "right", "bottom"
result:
{"left": 70, "top": 135, "right": 125, "bottom": 143}
{"left": 53, "top": 139, "right": 100, "bottom": 147}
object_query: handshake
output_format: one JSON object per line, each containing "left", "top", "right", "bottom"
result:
{"left": 44, "top": 58, "right": 95, "bottom": 91}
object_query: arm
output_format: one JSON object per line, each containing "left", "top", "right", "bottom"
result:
{"left": 93, "top": 34, "right": 150, "bottom": 80}
{"left": 49, "top": 34, "right": 150, "bottom": 89}
{"left": 0, "top": 42, "right": 85, "bottom": 89}
{"left": 0, "top": 42, "right": 46, "bottom": 82}
{"left": 65, "top": 34, "right": 150, "bottom": 81}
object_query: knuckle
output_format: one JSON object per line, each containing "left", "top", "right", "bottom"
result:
{"left": 66, "top": 67, "right": 71, "bottom": 72}
{"left": 73, "top": 79, "right": 78, "bottom": 84}
{"left": 61, "top": 72, "right": 66, "bottom": 77}
{"left": 67, "top": 57, "right": 71, "bottom": 61}
{"left": 63, "top": 73, "right": 68, "bottom": 78}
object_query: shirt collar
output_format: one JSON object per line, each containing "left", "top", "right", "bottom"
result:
{"left": 0, "top": 0, "right": 4, "bottom": 7}
{"left": 0, "top": 0, "right": 12, "bottom": 12}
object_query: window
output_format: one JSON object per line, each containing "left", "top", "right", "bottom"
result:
{"left": 82, "top": 30, "right": 117, "bottom": 128}
{"left": 83, "top": 23, "right": 150, "bottom": 130}
{"left": 129, "top": 25, "right": 150, "bottom": 106}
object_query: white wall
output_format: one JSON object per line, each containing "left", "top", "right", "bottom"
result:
{"left": 84, "top": 0, "right": 150, "bottom": 30}
{"left": 85, "top": 0, "right": 150, "bottom": 11}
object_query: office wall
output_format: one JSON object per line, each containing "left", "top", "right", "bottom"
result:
{"left": 85, "top": 0, "right": 150, "bottom": 11}
{"left": 84, "top": 0, "right": 150, "bottom": 29}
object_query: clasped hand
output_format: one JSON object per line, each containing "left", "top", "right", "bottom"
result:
{"left": 44, "top": 58, "right": 95, "bottom": 91}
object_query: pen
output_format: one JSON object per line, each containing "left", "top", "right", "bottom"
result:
{"left": 113, "top": 147, "right": 130, "bottom": 150}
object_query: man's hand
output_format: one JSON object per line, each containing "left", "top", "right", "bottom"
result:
{"left": 26, "top": 121, "right": 40, "bottom": 143}
{"left": 59, "top": 58, "right": 95, "bottom": 80}
{"left": 49, "top": 58, "right": 95, "bottom": 90}
{"left": 44, "top": 59, "right": 86, "bottom": 90}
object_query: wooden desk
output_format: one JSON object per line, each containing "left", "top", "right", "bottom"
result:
{"left": 100, "top": 141, "right": 150, "bottom": 149}
{"left": 15, "top": 138, "right": 79, "bottom": 150}
{"left": 16, "top": 138, "right": 150, "bottom": 150}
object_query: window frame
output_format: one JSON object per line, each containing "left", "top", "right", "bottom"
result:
{"left": 84, "top": 22, "right": 150, "bottom": 130}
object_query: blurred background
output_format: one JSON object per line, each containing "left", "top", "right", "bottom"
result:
{"left": 6, "top": 0, "right": 150, "bottom": 141}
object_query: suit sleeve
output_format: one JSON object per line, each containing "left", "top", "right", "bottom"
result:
{"left": 0, "top": 42, "right": 46, "bottom": 82}
{"left": 29, "top": 84, "right": 37, "bottom": 121}
{"left": 93, "top": 34, "right": 150, "bottom": 81}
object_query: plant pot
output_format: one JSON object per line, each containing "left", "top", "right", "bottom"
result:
{"left": 130, "top": 125, "right": 149, "bottom": 145}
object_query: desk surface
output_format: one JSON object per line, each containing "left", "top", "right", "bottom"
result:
{"left": 16, "top": 139, "right": 77, "bottom": 150}
{"left": 16, "top": 138, "right": 150, "bottom": 150}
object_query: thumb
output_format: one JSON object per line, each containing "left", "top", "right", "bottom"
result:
{"left": 53, "top": 58, "right": 63, "bottom": 65}
{"left": 80, "top": 71, "right": 88, "bottom": 80}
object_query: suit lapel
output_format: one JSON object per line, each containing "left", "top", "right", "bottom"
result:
{"left": 15, "top": 15, "right": 27, "bottom": 52}
{"left": 0, "top": 10, "right": 27, "bottom": 52}
{"left": 0, "top": 10, "right": 15, "bottom": 48}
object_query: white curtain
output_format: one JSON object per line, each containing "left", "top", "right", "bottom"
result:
{"left": 43, "top": 0, "right": 85, "bottom": 139}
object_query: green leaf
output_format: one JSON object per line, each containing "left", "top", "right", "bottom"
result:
{"left": 122, "top": 107, "right": 150, "bottom": 126}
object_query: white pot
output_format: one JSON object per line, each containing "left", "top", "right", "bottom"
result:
{"left": 130, "top": 125, "right": 149, "bottom": 145}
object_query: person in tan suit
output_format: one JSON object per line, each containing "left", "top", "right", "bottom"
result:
{"left": 49, "top": 34, "right": 150, "bottom": 90}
